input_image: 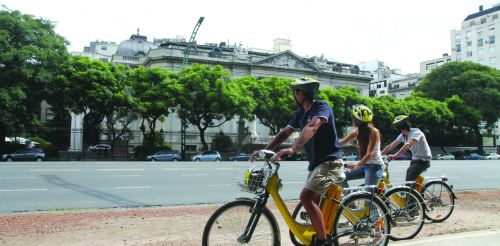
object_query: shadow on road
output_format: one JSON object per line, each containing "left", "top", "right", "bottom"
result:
{"left": 41, "top": 174, "right": 147, "bottom": 207}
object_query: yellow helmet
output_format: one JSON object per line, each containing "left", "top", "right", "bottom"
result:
{"left": 352, "top": 105, "right": 373, "bottom": 123}
{"left": 289, "top": 77, "right": 320, "bottom": 95}
{"left": 392, "top": 115, "right": 409, "bottom": 125}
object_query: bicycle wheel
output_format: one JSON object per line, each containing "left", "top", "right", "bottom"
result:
{"left": 421, "top": 181, "right": 455, "bottom": 222}
{"left": 202, "top": 199, "right": 280, "bottom": 246}
{"left": 332, "top": 193, "right": 390, "bottom": 246}
{"left": 383, "top": 187, "right": 424, "bottom": 240}
{"left": 289, "top": 202, "right": 308, "bottom": 246}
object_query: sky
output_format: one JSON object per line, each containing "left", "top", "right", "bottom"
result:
{"left": 2, "top": 0, "right": 500, "bottom": 74}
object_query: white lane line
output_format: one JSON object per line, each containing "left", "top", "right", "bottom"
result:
{"left": 164, "top": 168, "right": 199, "bottom": 171}
{"left": 97, "top": 169, "right": 144, "bottom": 172}
{"left": 0, "top": 188, "right": 48, "bottom": 192}
{"left": 182, "top": 174, "right": 208, "bottom": 177}
{"left": 31, "top": 169, "right": 80, "bottom": 172}
{"left": 115, "top": 186, "right": 150, "bottom": 189}
{"left": 0, "top": 176, "right": 36, "bottom": 179}
{"left": 109, "top": 174, "right": 142, "bottom": 178}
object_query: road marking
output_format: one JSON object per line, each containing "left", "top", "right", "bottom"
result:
{"left": 215, "top": 167, "right": 232, "bottom": 170}
{"left": 0, "top": 188, "right": 48, "bottom": 192}
{"left": 97, "top": 169, "right": 144, "bottom": 172}
{"left": 181, "top": 174, "right": 208, "bottom": 177}
{"left": 115, "top": 186, "right": 150, "bottom": 189}
{"left": 0, "top": 176, "right": 36, "bottom": 179}
{"left": 164, "top": 168, "right": 199, "bottom": 171}
{"left": 109, "top": 174, "right": 142, "bottom": 178}
{"left": 31, "top": 169, "right": 80, "bottom": 172}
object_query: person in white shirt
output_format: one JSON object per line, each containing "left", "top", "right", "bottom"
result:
{"left": 381, "top": 115, "right": 432, "bottom": 182}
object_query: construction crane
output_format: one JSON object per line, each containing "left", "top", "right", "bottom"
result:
{"left": 181, "top": 16, "right": 204, "bottom": 160}
{"left": 182, "top": 17, "right": 205, "bottom": 65}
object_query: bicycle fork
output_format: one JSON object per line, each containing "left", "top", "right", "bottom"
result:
{"left": 238, "top": 196, "right": 269, "bottom": 243}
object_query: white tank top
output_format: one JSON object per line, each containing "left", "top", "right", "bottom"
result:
{"left": 368, "top": 141, "right": 384, "bottom": 165}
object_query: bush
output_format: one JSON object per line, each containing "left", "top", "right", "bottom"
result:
{"left": 211, "top": 132, "right": 234, "bottom": 152}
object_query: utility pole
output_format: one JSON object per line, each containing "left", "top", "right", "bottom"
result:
{"left": 180, "top": 17, "right": 204, "bottom": 160}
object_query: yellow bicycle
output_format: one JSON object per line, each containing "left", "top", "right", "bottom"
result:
{"left": 202, "top": 150, "right": 391, "bottom": 246}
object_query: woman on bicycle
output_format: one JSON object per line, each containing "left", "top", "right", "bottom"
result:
{"left": 339, "top": 105, "right": 384, "bottom": 189}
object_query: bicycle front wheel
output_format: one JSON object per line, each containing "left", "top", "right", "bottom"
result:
{"left": 332, "top": 193, "right": 390, "bottom": 246}
{"left": 202, "top": 199, "right": 280, "bottom": 246}
{"left": 422, "top": 181, "right": 455, "bottom": 222}
{"left": 384, "top": 187, "right": 425, "bottom": 240}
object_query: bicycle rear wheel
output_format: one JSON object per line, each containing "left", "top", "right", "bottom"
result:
{"left": 202, "top": 199, "right": 280, "bottom": 246}
{"left": 422, "top": 181, "right": 455, "bottom": 222}
{"left": 332, "top": 193, "right": 390, "bottom": 246}
{"left": 384, "top": 187, "right": 425, "bottom": 240}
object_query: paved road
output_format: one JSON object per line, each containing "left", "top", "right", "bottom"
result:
{"left": 392, "top": 229, "right": 500, "bottom": 246}
{"left": 0, "top": 159, "right": 499, "bottom": 213}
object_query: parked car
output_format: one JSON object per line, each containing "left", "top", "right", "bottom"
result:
{"left": 2, "top": 148, "right": 46, "bottom": 162}
{"left": 88, "top": 144, "right": 111, "bottom": 151}
{"left": 435, "top": 153, "right": 455, "bottom": 160}
{"left": 229, "top": 153, "right": 251, "bottom": 161}
{"left": 486, "top": 153, "right": 500, "bottom": 160}
{"left": 342, "top": 153, "right": 359, "bottom": 161}
{"left": 191, "top": 151, "right": 222, "bottom": 162}
{"left": 463, "top": 153, "right": 485, "bottom": 160}
{"left": 146, "top": 150, "right": 181, "bottom": 162}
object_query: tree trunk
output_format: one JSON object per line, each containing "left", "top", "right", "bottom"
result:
{"left": 473, "top": 126, "right": 484, "bottom": 154}
{"left": 197, "top": 125, "right": 208, "bottom": 151}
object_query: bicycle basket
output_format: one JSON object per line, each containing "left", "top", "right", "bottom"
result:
{"left": 239, "top": 165, "right": 270, "bottom": 194}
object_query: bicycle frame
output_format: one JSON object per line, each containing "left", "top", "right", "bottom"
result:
{"left": 257, "top": 161, "right": 379, "bottom": 245}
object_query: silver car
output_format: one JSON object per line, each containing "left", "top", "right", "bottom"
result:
{"left": 146, "top": 150, "right": 181, "bottom": 162}
{"left": 191, "top": 151, "right": 222, "bottom": 162}
{"left": 435, "top": 153, "right": 455, "bottom": 160}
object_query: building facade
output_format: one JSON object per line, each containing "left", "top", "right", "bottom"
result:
{"left": 66, "top": 33, "right": 372, "bottom": 152}
{"left": 450, "top": 4, "right": 500, "bottom": 69}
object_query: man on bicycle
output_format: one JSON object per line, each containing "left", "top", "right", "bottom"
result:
{"left": 253, "top": 77, "right": 343, "bottom": 246}
{"left": 381, "top": 115, "right": 432, "bottom": 183}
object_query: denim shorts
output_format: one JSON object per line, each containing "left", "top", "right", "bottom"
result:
{"left": 304, "top": 159, "right": 344, "bottom": 195}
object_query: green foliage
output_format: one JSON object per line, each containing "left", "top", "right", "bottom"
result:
{"left": 236, "top": 76, "right": 294, "bottom": 135}
{"left": 211, "top": 132, "right": 234, "bottom": 152}
{"left": 416, "top": 61, "right": 500, "bottom": 127}
{"left": 176, "top": 64, "right": 254, "bottom": 150}
{"left": 0, "top": 7, "right": 69, "bottom": 151}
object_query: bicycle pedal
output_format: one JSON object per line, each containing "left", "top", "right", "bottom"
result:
{"left": 300, "top": 211, "right": 310, "bottom": 221}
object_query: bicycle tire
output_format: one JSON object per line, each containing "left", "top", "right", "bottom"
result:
{"left": 332, "top": 193, "right": 390, "bottom": 246}
{"left": 383, "top": 187, "right": 425, "bottom": 240}
{"left": 202, "top": 199, "right": 281, "bottom": 246}
{"left": 289, "top": 202, "right": 308, "bottom": 246}
{"left": 421, "top": 181, "right": 455, "bottom": 222}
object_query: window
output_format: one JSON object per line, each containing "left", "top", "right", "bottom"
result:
{"left": 426, "top": 63, "right": 435, "bottom": 70}
{"left": 99, "top": 58, "right": 108, "bottom": 62}
{"left": 466, "top": 31, "right": 472, "bottom": 40}
{"left": 481, "top": 18, "right": 486, "bottom": 24}
{"left": 467, "top": 41, "right": 472, "bottom": 47}
{"left": 436, "top": 61, "right": 443, "bottom": 67}
{"left": 477, "top": 28, "right": 483, "bottom": 37}
{"left": 489, "top": 35, "right": 496, "bottom": 44}
{"left": 100, "top": 46, "right": 107, "bottom": 50}
{"left": 456, "top": 44, "right": 461, "bottom": 52}
{"left": 456, "top": 54, "right": 462, "bottom": 61}
{"left": 493, "top": 14, "right": 498, "bottom": 20}
{"left": 466, "top": 51, "right": 473, "bottom": 57}
{"left": 377, "top": 84, "right": 381, "bottom": 88}
{"left": 478, "top": 38, "right": 484, "bottom": 47}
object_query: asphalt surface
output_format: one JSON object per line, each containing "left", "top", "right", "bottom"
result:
{"left": 1, "top": 159, "right": 500, "bottom": 213}
{"left": 393, "top": 229, "right": 500, "bottom": 246}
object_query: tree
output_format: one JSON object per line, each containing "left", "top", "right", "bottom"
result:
{"left": 0, "top": 8, "right": 69, "bottom": 152}
{"left": 236, "top": 76, "right": 294, "bottom": 135}
{"left": 130, "top": 66, "right": 179, "bottom": 149}
{"left": 415, "top": 61, "right": 500, "bottom": 153}
{"left": 176, "top": 64, "right": 254, "bottom": 151}
{"left": 318, "top": 86, "right": 366, "bottom": 134}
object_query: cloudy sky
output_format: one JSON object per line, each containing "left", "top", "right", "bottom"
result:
{"left": 2, "top": 0, "right": 499, "bottom": 73}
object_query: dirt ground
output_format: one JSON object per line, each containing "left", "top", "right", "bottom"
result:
{"left": 1, "top": 190, "right": 500, "bottom": 246}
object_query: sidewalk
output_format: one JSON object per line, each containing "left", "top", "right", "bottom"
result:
{"left": 392, "top": 229, "right": 500, "bottom": 246}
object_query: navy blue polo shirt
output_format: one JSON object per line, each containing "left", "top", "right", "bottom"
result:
{"left": 287, "top": 100, "right": 342, "bottom": 171}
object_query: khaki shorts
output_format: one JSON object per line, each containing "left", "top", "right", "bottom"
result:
{"left": 304, "top": 159, "right": 344, "bottom": 195}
